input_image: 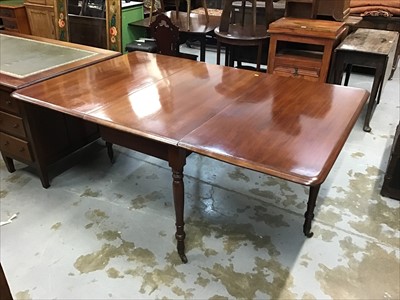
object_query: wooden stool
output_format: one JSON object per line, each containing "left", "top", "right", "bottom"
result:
{"left": 332, "top": 28, "right": 399, "bottom": 132}
{"left": 215, "top": 0, "right": 274, "bottom": 71}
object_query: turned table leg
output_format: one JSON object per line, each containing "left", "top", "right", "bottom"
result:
{"left": 303, "top": 184, "right": 321, "bottom": 238}
{"left": 168, "top": 147, "right": 188, "bottom": 263}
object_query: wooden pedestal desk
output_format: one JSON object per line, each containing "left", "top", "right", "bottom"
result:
{"left": 267, "top": 17, "right": 347, "bottom": 82}
{"left": 0, "top": 32, "right": 119, "bottom": 188}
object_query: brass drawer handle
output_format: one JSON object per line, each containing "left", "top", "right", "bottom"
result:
{"left": 4, "top": 141, "right": 9, "bottom": 146}
{"left": 293, "top": 67, "right": 299, "bottom": 76}
{"left": 13, "top": 123, "right": 19, "bottom": 128}
{"left": 5, "top": 100, "right": 11, "bottom": 105}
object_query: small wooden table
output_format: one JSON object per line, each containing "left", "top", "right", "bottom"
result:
{"left": 267, "top": 17, "right": 347, "bottom": 82}
{"left": 12, "top": 52, "right": 368, "bottom": 262}
{"left": 0, "top": 32, "right": 119, "bottom": 188}
{"left": 332, "top": 28, "right": 399, "bottom": 132}
{"left": 129, "top": 10, "right": 220, "bottom": 62}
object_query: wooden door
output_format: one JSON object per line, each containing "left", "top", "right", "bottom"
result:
{"left": 25, "top": 4, "right": 56, "bottom": 39}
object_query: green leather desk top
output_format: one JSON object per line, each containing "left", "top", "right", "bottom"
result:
{"left": 0, "top": 34, "right": 97, "bottom": 79}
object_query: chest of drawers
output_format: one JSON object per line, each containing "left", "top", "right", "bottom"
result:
{"left": 0, "top": 1, "right": 31, "bottom": 34}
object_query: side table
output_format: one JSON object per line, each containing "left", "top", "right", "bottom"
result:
{"left": 267, "top": 17, "right": 347, "bottom": 82}
{"left": 331, "top": 28, "right": 399, "bottom": 132}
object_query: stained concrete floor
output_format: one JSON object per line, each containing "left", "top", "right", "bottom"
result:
{"left": 0, "top": 47, "right": 399, "bottom": 299}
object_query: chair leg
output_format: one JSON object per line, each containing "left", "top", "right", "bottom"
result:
{"left": 202, "top": 0, "right": 209, "bottom": 22}
{"left": 149, "top": 0, "right": 155, "bottom": 23}
{"left": 256, "top": 42, "right": 262, "bottom": 71}
{"left": 186, "top": 0, "right": 191, "bottom": 31}
{"left": 216, "top": 40, "right": 221, "bottom": 65}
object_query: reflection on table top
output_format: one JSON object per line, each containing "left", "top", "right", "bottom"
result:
{"left": 129, "top": 10, "right": 221, "bottom": 34}
{"left": 12, "top": 52, "right": 368, "bottom": 186}
{"left": 0, "top": 32, "right": 119, "bottom": 90}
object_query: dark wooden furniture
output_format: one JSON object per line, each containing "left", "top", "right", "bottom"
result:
{"left": 381, "top": 123, "right": 400, "bottom": 200}
{"left": 267, "top": 17, "right": 347, "bottom": 82}
{"left": 149, "top": 13, "right": 196, "bottom": 59}
{"left": 0, "top": 32, "right": 119, "bottom": 188}
{"left": 68, "top": 0, "right": 107, "bottom": 49}
{"left": 284, "top": 0, "right": 319, "bottom": 19}
{"left": 0, "top": 263, "right": 13, "bottom": 300}
{"left": 129, "top": 10, "right": 220, "bottom": 61}
{"left": 0, "top": 0, "right": 31, "bottom": 34}
{"left": 215, "top": 0, "right": 274, "bottom": 71}
{"left": 12, "top": 52, "right": 368, "bottom": 263}
{"left": 332, "top": 28, "right": 399, "bottom": 132}
{"left": 148, "top": 0, "right": 209, "bottom": 30}
{"left": 318, "top": 0, "right": 350, "bottom": 21}
{"left": 349, "top": 15, "right": 400, "bottom": 80}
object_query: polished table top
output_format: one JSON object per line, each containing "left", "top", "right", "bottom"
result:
{"left": 13, "top": 52, "right": 368, "bottom": 186}
{"left": 0, "top": 32, "right": 119, "bottom": 90}
{"left": 129, "top": 10, "right": 220, "bottom": 34}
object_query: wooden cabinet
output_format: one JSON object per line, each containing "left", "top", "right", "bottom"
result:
{"left": 267, "top": 17, "right": 347, "bottom": 82}
{"left": 24, "top": 2, "right": 56, "bottom": 39}
{"left": 0, "top": 1, "right": 31, "bottom": 34}
{"left": 282, "top": 0, "right": 350, "bottom": 21}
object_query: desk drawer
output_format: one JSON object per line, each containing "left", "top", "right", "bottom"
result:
{"left": 0, "top": 91, "right": 20, "bottom": 115}
{"left": 0, "top": 8, "right": 15, "bottom": 18}
{"left": 0, "top": 111, "right": 26, "bottom": 138}
{"left": 273, "top": 65, "right": 320, "bottom": 81}
{"left": 0, "top": 132, "right": 33, "bottom": 162}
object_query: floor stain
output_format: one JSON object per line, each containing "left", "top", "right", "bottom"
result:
{"left": 228, "top": 168, "right": 250, "bottom": 182}
{"left": 15, "top": 290, "right": 31, "bottom": 300}
{"left": 203, "top": 257, "right": 295, "bottom": 299}
{"left": 4, "top": 174, "right": 31, "bottom": 187}
{"left": 194, "top": 273, "right": 210, "bottom": 287}
{"left": 313, "top": 225, "right": 338, "bottom": 242}
{"left": 251, "top": 205, "right": 290, "bottom": 228}
{"left": 97, "top": 230, "right": 121, "bottom": 241}
{"left": 171, "top": 286, "right": 195, "bottom": 298}
{"left": 80, "top": 188, "right": 101, "bottom": 198}
{"left": 130, "top": 191, "right": 164, "bottom": 210}
{"left": 145, "top": 173, "right": 159, "bottom": 180}
{"left": 74, "top": 240, "right": 156, "bottom": 274}
{"left": 324, "top": 166, "right": 399, "bottom": 247}
{"left": 125, "top": 264, "right": 185, "bottom": 295}
{"left": 107, "top": 267, "right": 124, "bottom": 278}
{"left": 51, "top": 222, "right": 62, "bottom": 230}
{"left": 301, "top": 292, "right": 317, "bottom": 299}
{"left": 351, "top": 152, "right": 365, "bottom": 158}
{"left": 85, "top": 209, "right": 109, "bottom": 225}
{"left": 186, "top": 217, "right": 280, "bottom": 257}
{"left": 0, "top": 190, "right": 9, "bottom": 198}
{"left": 316, "top": 239, "right": 400, "bottom": 299}
{"left": 208, "top": 296, "right": 229, "bottom": 300}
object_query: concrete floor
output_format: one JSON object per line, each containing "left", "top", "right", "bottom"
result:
{"left": 1, "top": 47, "right": 399, "bottom": 299}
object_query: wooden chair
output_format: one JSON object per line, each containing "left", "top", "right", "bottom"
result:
{"left": 150, "top": 13, "right": 180, "bottom": 56}
{"left": 149, "top": 0, "right": 209, "bottom": 30}
{"left": 215, "top": 0, "right": 275, "bottom": 71}
{"left": 150, "top": 13, "right": 198, "bottom": 59}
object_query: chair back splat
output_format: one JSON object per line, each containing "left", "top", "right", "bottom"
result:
{"left": 149, "top": 13, "right": 180, "bottom": 56}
